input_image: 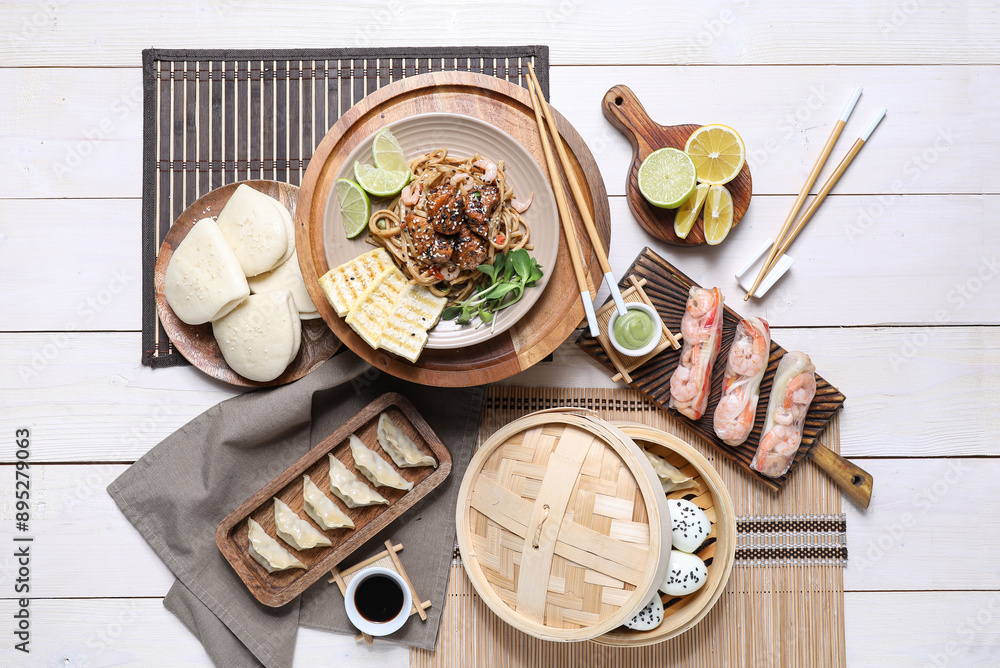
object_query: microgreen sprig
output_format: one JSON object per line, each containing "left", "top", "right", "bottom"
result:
{"left": 440, "top": 249, "right": 543, "bottom": 327}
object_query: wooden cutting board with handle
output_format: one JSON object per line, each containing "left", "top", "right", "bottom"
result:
{"left": 602, "top": 84, "right": 753, "bottom": 246}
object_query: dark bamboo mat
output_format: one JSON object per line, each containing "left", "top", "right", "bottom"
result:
{"left": 141, "top": 46, "right": 550, "bottom": 367}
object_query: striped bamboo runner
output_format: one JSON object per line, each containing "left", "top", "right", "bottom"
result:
{"left": 411, "top": 387, "right": 846, "bottom": 667}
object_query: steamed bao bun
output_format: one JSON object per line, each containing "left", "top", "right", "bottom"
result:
{"left": 164, "top": 218, "right": 250, "bottom": 325}
{"left": 215, "top": 184, "right": 292, "bottom": 277}
{"left": 212, "top": 291, "right": 301, "bottom": 382}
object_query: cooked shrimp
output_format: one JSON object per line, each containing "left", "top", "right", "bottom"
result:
{"left": 752, "top": 424, "right": 801, "bottom": 477}
{"left": 669, "top": 287, "right": 724, "bottom": 420}
{"left": 713, "top": 318, "right": 771, "bottom": 446}
{"left": 450, "top": 173, "right": 474, "bottom": 192}
{"left": 714, "top": 386, "right": 754, "bottom": 444}
{"left": 751, "top": 351, "right": 816, "bottom": 477}
{"left": 511, "top": 191, "right": 533, "bottom": 213}
{"left": 473, "top": 159, "right": 498, "bottom": 183}
{"left": 773, "top": 373, "right": 816, "bottom": 425}
{"left": 401, "top": 183, "right": 422, "bottom": 207}
{"left": 729, "top": 320, "right": 769, "bottom": 376}
{"left": 669, "top": 364, "right": 700, "bottom": 403}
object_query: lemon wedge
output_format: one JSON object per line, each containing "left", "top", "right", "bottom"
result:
{"left": 674, "top": 184, "right": 710, "bottom": 239}
{"left": 703, "top": 185, "right": 733, "bottom": 245}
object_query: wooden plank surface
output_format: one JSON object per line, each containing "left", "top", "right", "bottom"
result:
{"left": 2, "top": 65, "right": 997, "bottom": 200}
{"left": 1, "top": 1, "right": 998, "bottom": 67}
{"left": 2, "top": 328, "right": 996, "bottom": 462}
{"left": 1, "top": 2, "right": 997, "bottom": 664}
{"left": 6, "top": 195, "right": 1000, "bottom": 331}
{"left": 2, "top": 454, "right": 996, "bottom": 598}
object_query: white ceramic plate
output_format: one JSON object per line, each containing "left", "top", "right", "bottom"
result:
{"left": 323, "top": 112, "right": 557, "bottom": 349}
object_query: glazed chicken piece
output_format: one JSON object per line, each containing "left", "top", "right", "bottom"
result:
{"left": 406, "top": 212, "right": 453, "bottom": 264}
{"left": 463, "top": 184, "right": 500, "bottom": 238}
{"left": 431, "top": 193, "right": 465, "bottom": 235}
{"left": 453, "top": 227, "right": 488, "bottom": 270}
{"left": 423, "top": 184, "right": 462, "bottom": 235}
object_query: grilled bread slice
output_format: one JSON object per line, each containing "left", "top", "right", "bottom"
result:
{"left": 345, "top": 268, "right": 407, "bottom": 348}
{"left": 378, "top": 284, "right": 447, "bottom": 362}
{"left": 319, "top": 248, "right": 395, "bottom": 316}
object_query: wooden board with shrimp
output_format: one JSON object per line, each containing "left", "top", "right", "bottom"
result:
{"left": 577, "top": 247, "right": 872, "bottom": 504}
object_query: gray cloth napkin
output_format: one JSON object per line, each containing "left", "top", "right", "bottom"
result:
{"left": 108, "top": 352, "right": 486, "bottom": 668}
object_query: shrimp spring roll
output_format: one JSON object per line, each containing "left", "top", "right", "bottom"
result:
{"left": 669, "top": 286, "right": 724, "bottom": 420}
{"left": 751, "top": 351, "right": 817, "bottom": 477}
{"left": 713, "top": 317, "right": 771, "bottom": 446}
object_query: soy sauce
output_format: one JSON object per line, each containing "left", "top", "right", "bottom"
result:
{"left": 355, "top": 574, "right": 404, "bottom": 623}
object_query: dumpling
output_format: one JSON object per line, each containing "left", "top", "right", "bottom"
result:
{"left": 302, "top": 475, "right": 354, "bottom": 530}
{"left": 377, "top": 413, "right": 436, "bottom": 468}
{"left": 328, "top": 453, "right": 388, "bottom": 508}
{"left": 215, "top": 184, "right": 289, "bottom": 277}
{"left": 273, "top": 498, "right": 332, "bottom": 550}
{"left": 247, "top": 518, "right": 305, "bottom": 573}
{"left": 643, "top": 448, "right": 696, "bottom": 494}
{"left": 349, "top": 434, "right": 413, "bottom": 491}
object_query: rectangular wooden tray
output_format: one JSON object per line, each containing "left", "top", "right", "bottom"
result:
{"left": 577, "top": 247, "right": 847, "bottom": 492}
{"left": 215, "top": 392, "right": 451, "bottom": 607}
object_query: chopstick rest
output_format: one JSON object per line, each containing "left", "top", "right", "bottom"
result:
{"left": 735, "top": 239, "right": 795, "bottom": 298}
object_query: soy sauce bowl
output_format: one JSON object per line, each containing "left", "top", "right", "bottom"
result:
{"left": 607, "top": 302, "right": 661, "bottom": 358}
{"left": 344, "top": 567, "right": 412, "bottom": 636}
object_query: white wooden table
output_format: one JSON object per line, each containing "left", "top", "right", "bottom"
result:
{"left": 1, "top": 2, "right": 998, "bottom": 666}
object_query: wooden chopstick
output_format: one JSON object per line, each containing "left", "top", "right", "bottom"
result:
{"left": 744, "top": 87, "right": 863, "bottom": 301}
{"left": 524, "top": 69, "right": 601, "bottom": 336}
{"left": 750, "top": 107, "right": 887, "bottom": 291}
{"left": 526, "top": 63, "right": 628, "bottom": 316}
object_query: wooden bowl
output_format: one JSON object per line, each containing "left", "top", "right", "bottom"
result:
{"left": 592, "top": 422, "right": 736, "bottom": 647}
{"left": 154, "top": 180, "right": 340, "bottom": 387}
{"left": 456, "top": 410, "right": 671, "bottom": 642}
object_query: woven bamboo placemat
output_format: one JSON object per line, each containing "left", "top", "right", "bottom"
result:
{"left": 140, "top": 46, "right": 549, "bottom": 367}
{"left": 411, "top": 387, "right": 846, "bottom": 667}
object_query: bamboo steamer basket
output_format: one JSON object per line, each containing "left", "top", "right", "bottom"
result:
{"left": 455, "top": 408, "right": 672, "bottom": 642}
{"left": 593, "top": 421, "right": 737, "bottom": 646}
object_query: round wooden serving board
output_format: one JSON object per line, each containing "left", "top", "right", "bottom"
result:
{"left": 154, "top": 180, "right": 341, "bottom": 388}
{"left": 296, "top": 71, "right": 611, "bottom": 387}
{"left": 602, "top": 84, "right": 753, "bottom": 246}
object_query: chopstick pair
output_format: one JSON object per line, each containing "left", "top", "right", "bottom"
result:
{"left": 743, "top": 88, "right": 887, "bottom": 301}
{"left": 524, "top": 62, "right": 626, "bottom": 337}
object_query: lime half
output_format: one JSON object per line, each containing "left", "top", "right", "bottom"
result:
{"left": 637, "top": 148, "right": 697, "bottom": 209}
{"left": 372, "top": 128, "right": 410, "bottom": 173}
{"left": 353, "top": 162, "right": 410, "bottom": 199}
{"left": 335, "top": 179, "right": 371, "bottom": 239}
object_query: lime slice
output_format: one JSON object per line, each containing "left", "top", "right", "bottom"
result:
{"left": 684, "top": 124, "right": 746, "bottom": 185}
{"left": 674, "top": 183, "right": 710, "bottom": 239}
{"left": 335, "top": 178, "right": 371, "bottom": 239}
{"left": 637, "top": 148, "right": 697, "bottom": 209}
{"left": 703, "top": 185, "right": 734, "bottom": 245}
{"left": 372, "top": 128, "right": 410, "bottom": 173}
{"left": 353, "top": 162, "right": 410, "bottom": 198}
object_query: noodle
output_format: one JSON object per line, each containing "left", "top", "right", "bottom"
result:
{"left": 367, "top": 149, "right": 532, "bottom": 305}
